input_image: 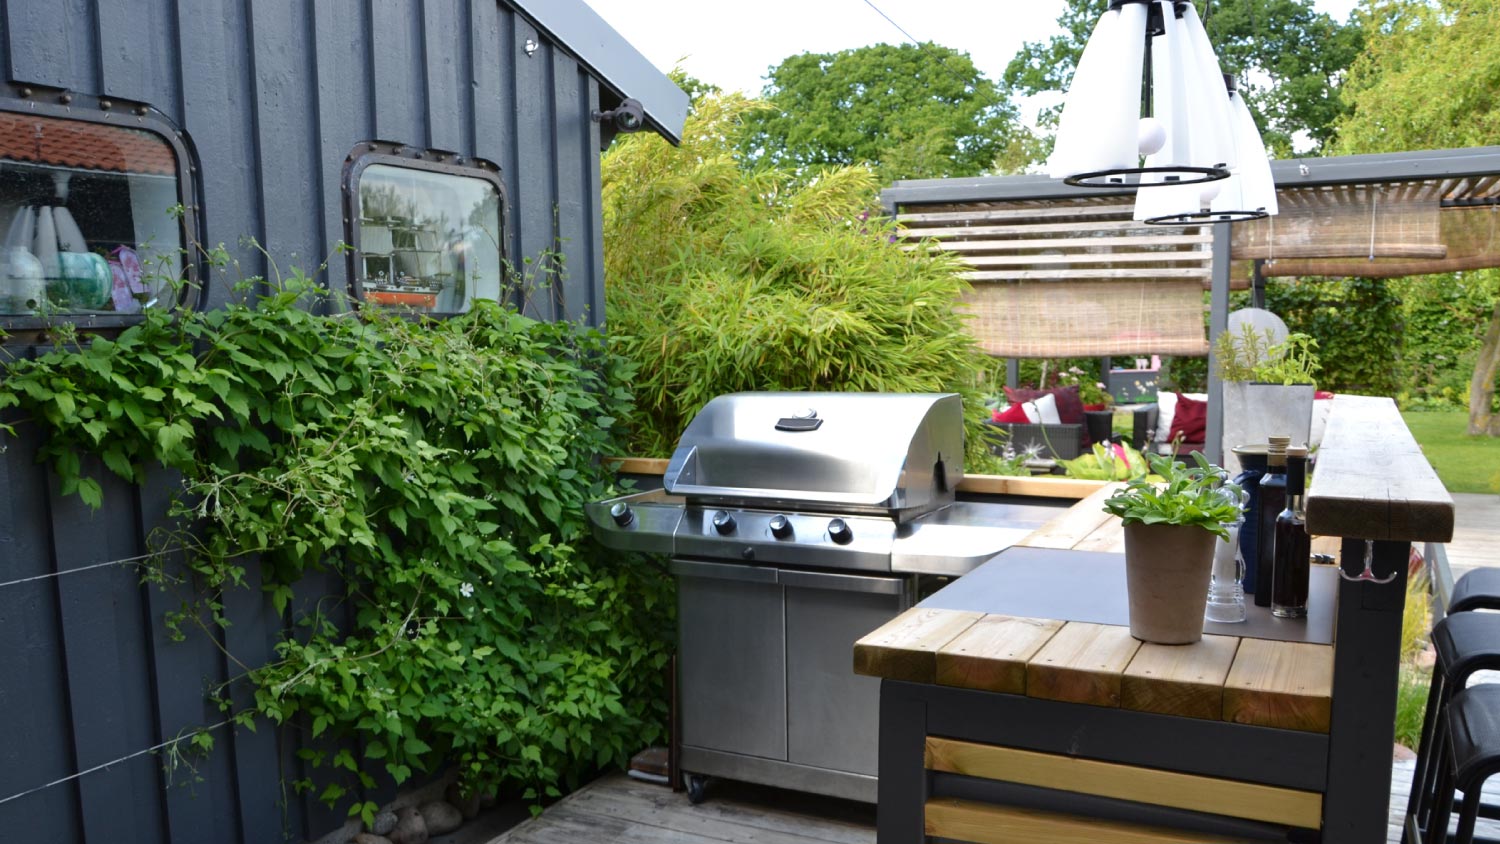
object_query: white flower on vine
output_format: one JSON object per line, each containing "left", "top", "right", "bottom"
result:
{"left": 459, "top": 582, "right": 474, "bottom": 598}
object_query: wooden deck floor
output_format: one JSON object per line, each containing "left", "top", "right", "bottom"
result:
{"left": 1445, "top": 493, "right": 1500, "bottom": 580}
{"left": 483, "top": 763, "right": 1500, "bottom": 844}
{"left": 486, "top": 773, "right": 874, "bottom": 844}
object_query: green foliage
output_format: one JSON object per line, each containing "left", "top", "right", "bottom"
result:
{"left": 1257, "top": 277, "right": 1402, "bottom": 395}
{"left": 1103, "top": 453, "right": 1243, "bottom": 538}
{"left": 1335, "top": 0, "right": 1500, "bottom": 433}
{"left": 1213, "top": 325, "right": 1321, "bottom": 385}
{"left": 1061, "top": 441, "right": 1149, "bottom": 481}
{"left": 601, "top": 92, "right": 998, "bottom": 468}
{"left": 740, "top": 43, "right": 1034, "bottom": 181}
{"left": 1392, "top": 274, "right": 1499, "bottom": 410}
{"left": 0, "top": 272, "right": 672, "bottom": 811}
{"left": 1395, "top": 573, "right": 1433, "bottom": 750}
{"left": 1005, "top": 0, "right": 1362, "bottom": 157}
{"left": 1336, "top": 0, "right": 1500, "bottom": 155}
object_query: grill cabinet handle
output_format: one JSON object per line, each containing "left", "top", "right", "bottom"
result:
{"left": 778, "top": 569, "right": 904, "bottom": 595}
{"left": 668, "top": 559, "right": 779, "bottom": 584}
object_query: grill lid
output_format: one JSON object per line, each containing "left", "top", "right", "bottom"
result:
{"left": 663, "top": 392, "right": 964, "bottom": 515}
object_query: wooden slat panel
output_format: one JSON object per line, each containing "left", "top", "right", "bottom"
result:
{"left": 1071, "top": 518, "right": 1126, "bottom": 554}
{"left": 0, "top": 419, "right": 83, "bottom": 842}
{"left": 960, "top": 268, "right": 1212, "bottom": 282}
{"left": 601, "top": 463, "right": 1108, "bottom": 503}
{"left": 423, "top": 0, "right": 466, "bottom": 153}
{"left": 897, "top": 204, "right": 1135, "bottom": 223}
{"left": 924, "top": 739, "right": 1323, "bottom": 829}
{"left": 935, "top": 616, "right": 1064, "bottom": 694}
{"left": 1016, "top": 483, "right": 1122, "bottom": 550}
{"left": 959, "top": 251, "right": 1212, "bottom": 267}
{"left": 924, "top": 798, "right": 1245, "bottom": 844}
{"left": 1223, "top": 639, "right": 1334, "bottom": 733}
{"left": 909, "top": 234, "right": 1211, "bottom": 252}
{"left": 1026, "top": 622, "right": 1140, "bottom": 707}
{"left": 1122, "top": 636, "right": 1240, "bottom": 721}
{"left": 852, "top": 608, "right": 983, "bottom": 683}
{"left": 903, "top": 218, "right": 1198, "bottom": 238}
{"left": 954, "top": 475, "right": 1106, "bottom": 499}
{"left": 1307, "top": 395, "right": 1453, "bottom": 542}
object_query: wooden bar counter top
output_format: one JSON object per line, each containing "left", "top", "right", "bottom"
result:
{"left": 857, "top": 395, "right": 1453, "bottom": 844}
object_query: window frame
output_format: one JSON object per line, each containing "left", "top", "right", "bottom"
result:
{"left": 340, "top": 142, "right": 509, "bottom": 317}
{"left": 0, "top": 89, "right": 202, "bottom": 334}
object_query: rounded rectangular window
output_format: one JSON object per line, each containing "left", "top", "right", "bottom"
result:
{"left": 352, "top": 160, "right": 504, "bottom": 315}
{"left": 0, "top": 110, "right": 187, "bottom": 318}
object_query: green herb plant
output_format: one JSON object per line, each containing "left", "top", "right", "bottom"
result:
{"left": 0, "top": 253, "right": 671, "bottom": 823}
{"left": 1213, "top": 324, "right": 1322, "bottom": 386}
{"left": 1102, "top": 453, "right": 1243, "bottom": 539}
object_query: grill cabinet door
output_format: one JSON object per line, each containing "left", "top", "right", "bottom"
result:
{"left": 674, "top": 560, "right": 787, "bottom": 761}
{"left": 783, "top": 570, "right": 909, "bottom": 776}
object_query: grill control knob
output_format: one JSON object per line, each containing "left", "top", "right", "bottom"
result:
{"left": 769, "top": 514, "right": 793, "bottom": 539}
{"left": 712, "top": 510, "right": 737, "bottom": 535}
{"left": 609, "top": 501, "right": 635, "bottom": 527}
{"left": 828, "top": 518, "right": 853, "bottom": 545}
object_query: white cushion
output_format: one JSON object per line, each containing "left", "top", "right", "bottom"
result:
{"left": 1154, "top": 391, "right": 1209, "bottom": 443}
{"left": 1031, "top": 393, "right": 1062, "bottom": 425}
{"left": 1017, "top": 401, "right": 1040, "bottom": 423}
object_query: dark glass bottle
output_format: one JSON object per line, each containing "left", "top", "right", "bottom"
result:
{"left": 1273, "top": 447, "right": 1311, "bottom": 618}
{"left": 1254, "top": 436, "right": 1291, "bottom": 607}
{"left": 1232, "top": 446, "right": 1270, "bottom": 597}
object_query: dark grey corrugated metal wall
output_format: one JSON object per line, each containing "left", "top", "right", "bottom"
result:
{"left": 0, "top": 2, "right": 614, "bottom": 842}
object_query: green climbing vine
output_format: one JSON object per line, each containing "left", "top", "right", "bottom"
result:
{"left": 0, "top": 258, "right": 672, "bottom": 823}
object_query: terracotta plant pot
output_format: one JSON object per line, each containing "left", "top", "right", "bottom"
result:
{"left": 1122, "top": 521, "right": 1219, "bottom": 644}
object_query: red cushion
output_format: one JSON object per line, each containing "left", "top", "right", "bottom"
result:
{"left": 1004, "top": 385, "right": 1084, "bottom": 425}
{"left": 992, "top": 403, "right": 1031, "bottom": 423}
{"left": 1169, "top": 392, "right": 1208, "bottom": 443}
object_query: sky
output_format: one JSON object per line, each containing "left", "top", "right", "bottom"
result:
{"left": 581, "top": 0, "right": 1362, "bottom": 124}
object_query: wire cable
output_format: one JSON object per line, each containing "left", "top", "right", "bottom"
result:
{"left": 0, "top": 718, "right": 234, "bottom": 808}
{"left": 860, "top": 0, "right": 923, "bottom": 46}
{"left": 0, "top": 552, "right": 152, "bottom": 590}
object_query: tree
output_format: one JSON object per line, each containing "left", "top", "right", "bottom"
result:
{"left": 1335, "top": 0, "right": 1500, "bottom": 435}
{"left": 738, "top": 42, "right": 1033, "bottom": 182}
{"left": 1004, "top": 0, "right": 1362, "bottom": 158}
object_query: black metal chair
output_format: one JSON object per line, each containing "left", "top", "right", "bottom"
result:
{"left": 1427, "top": 684, "right": 1500, "bottom": 843}
{"left": 1405, "top": 576, "right": 1500, "bottom": 843}
{"left": 1452, "top": 570, "right": 1500, "bottom": 614}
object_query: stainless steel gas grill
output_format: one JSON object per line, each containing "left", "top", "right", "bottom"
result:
{"left": 587, "top": 392, "right": 1052, "bottom": 803}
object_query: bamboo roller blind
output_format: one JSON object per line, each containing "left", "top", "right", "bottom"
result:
{"left": 896, "top": 198, "right": 1213, "bottom": 357}
{"left": 1231, "top": 177, "right": 1500, "bottom": 280}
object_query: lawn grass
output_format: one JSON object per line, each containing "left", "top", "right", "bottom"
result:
{"left": 1401, "top": 410, "right": 1500, "bottom": 494}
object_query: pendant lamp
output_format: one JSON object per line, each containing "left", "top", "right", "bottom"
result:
{"left": 1136, "top": 75, "right": 1278, "bottom": 224}
{"left": 1050, "top": 0, "right": 1256, "bottom": 190}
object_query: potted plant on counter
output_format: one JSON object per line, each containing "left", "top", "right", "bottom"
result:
{"left": 1215, "top": 325, "right": 1322, "bottom": 475}
{"left": 1103, "top": 453, "right": 1243, "bottom": 644}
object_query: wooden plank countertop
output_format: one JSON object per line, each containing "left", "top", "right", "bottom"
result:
{"left": 855, "top": 608, "right": 1333, "bottom": 733}
{"left": 605, "top": 457, "right": 1111, "bottom": 500}
{"left": 1307, "top": 395, "right": 1454, "bottom": 543}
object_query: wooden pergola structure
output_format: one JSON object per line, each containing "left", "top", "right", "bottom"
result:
{"left": 881, "top": 145, "right": 1500, "bottom": 462}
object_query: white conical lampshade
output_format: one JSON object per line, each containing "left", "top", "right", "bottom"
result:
{"left": 1211, "top": 89, "right": 1278, "bottom": 218}
{"left": 1134, "top": 181, "right": 1202, "bottom": 221}
{"left": 1048, "top": 2, "right": 1148, "bottom": 183}
{"left": 1180, "top": 3, "right": 1237, "bottom": 173}
{"left": 1146, "top": 2, "right": 1191, "bottom": 173}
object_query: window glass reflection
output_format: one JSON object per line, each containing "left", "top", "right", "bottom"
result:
{"left": 0, "top": 111, "right": 183, "bottom": 317}
{"left": 356, "top": 164, "right": 502, "bottom": 314}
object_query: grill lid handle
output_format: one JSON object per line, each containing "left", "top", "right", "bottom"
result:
{"left": 774, "top": 416, "right": 823, "bottom": 432}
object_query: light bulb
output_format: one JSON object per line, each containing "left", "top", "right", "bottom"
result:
{"left": 1137, "top": 117, "right": 1166, "bottom": 156}
{"left": 1199, "top": 180, "right": 1222, "bottom": 205}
